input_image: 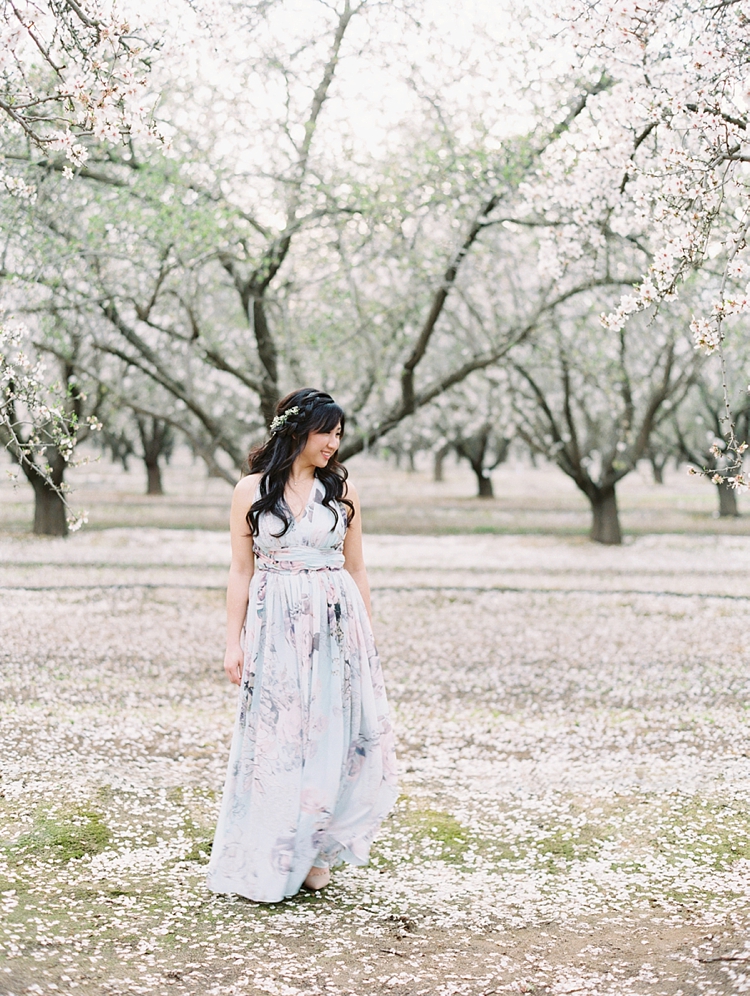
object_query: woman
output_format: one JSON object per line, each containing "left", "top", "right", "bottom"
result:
{"left": 207, "top": 388, "right": 398, "bottom": 903}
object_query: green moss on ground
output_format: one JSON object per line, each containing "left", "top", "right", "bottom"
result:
{"left": 11, "top": 806, "right": 110, "bottom": 862}
{"left": 653, "top": 799, "right": 750, "bottom": 869}
{"left": 371, "top": 800, "right": 473, "bottom": 868}
{"left": 535, "top": 822, "right": 608, "bottom": 869}
{"left": 412, "top": 808, "right": 470, "bottom": 862}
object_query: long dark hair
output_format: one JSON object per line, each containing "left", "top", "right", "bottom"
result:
{"left": 246, "top": 388, "right": 354, "bottom": 537}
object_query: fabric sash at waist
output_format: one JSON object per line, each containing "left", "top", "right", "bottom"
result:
{"left": 254, "top": 549, "right": 345, "bottom": 574}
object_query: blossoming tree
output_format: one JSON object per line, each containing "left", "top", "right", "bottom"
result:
{"left": 2, "top": 0, "right": 624, "bottom": 496}
{"left": 0, "top": 0, "right": 157, "bottom": 532}
{"left": 535, "top": 0, "right": 750, "bottom": 484}
{"left": 509, "top": 292, "right": 698, "bottom": 544}
{"left": 0, "top": 0, "right": 158, "bottom": 166}
{"left": 671, "top": 323, "right": 750, "bottom": 516}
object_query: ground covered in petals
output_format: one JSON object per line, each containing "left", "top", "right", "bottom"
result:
{"left": 1, "top": 528, "right": 750, "bottom": 996}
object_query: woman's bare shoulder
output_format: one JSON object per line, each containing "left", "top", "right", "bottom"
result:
{"left": 234, "top": 472, "right": 262, "bottom": 502}
{"left": 343, "top": 477, "right": 360, "bottom": 501}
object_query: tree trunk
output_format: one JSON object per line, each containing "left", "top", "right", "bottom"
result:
{"left": 433, "top": 444, "right": 450, "bottom": 482}
{"left": 717, "top": 480, "right": 739, "bottom": 517}
{"left": 20, "top": 447, "right": 69, "bottom": 537}
{"left": 252, "top": 299, "right": 280, "bottom": 427}
{"left": 146, "top": 459, "right": 163, "bottom": 496}
{"left": 589, "top": 486, "right": 622, "bottom": 545}
{"left": 32, "top": 477, "right": 68, "bottom": 537}
{"left": 650, "top": 455, "right": 666, "bottom": 485}
{"left": 455, "top": 426, "right": 496, "bottom": 497}
{"left": 137, "top": 416, "right": 172, "bottom": 496}
{"left": 475, "top": 467, "right": 494, "bottom": 498}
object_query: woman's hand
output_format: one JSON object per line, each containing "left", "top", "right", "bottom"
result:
{"left": 224, "top": 645, "right": 244, "bottom": 686}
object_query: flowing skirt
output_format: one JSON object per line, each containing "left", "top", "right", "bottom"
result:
{"left": 207, "top": 566, "right": 398, "bottom": 903}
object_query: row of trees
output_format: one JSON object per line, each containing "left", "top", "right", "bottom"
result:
{"left": 385, "top": 320, "right": 748, "bottom": 544}
{"left": 2, "top": 0, "right": 749, "bottom": 543}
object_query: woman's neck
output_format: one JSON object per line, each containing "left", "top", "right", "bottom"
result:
{"left": 288, "top": 460, "right": 316, "bottom": 486}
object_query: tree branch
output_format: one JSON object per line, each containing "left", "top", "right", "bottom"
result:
{"left": 96, "top": 304, "right": 246, "bottom": 466}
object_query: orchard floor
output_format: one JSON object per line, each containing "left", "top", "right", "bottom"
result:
{"left": 2, "top": 518, "right": 750, "bottom": 996}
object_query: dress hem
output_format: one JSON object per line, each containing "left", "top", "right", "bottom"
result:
{"left": 206, "top": 841, "right": 372, "bottom": 904}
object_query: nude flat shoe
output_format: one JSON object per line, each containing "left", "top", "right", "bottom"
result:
{"left": 303, "top": 866, "right": 331, "bottom": 890}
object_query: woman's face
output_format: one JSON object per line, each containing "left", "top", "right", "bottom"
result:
{"left": 302, "top": 422, "right": 342, "bottom": 467}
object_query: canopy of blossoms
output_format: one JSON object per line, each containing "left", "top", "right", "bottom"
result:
{"left": 532, "top": 0, "right": 750, "bottom": 473}
{"left": 0, "top": 0, "right": 159, "bottom": 174}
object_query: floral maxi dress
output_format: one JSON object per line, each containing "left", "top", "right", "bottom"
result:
{"left": 207, "top": 478, "right": 399, "bottom": 903}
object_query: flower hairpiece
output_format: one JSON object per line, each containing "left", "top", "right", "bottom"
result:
{"left": 270, "top": 405, "right": 300, "bottom": 435}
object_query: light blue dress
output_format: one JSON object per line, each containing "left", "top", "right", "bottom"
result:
{"left": 207, "top": 477, "right": 398, "bottom": 903}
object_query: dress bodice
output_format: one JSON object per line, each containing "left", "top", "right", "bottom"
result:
{"left": 253, "top": 477, "right": 347, "bottom": 571}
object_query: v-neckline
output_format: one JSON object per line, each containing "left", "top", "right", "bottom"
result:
{"left": 288, "top": 476, "right": 317, "bottom": 524}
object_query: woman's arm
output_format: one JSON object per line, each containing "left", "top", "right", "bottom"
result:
{"left": 224, "top": 474, "right": 260, "bottom": 686}
{"left": 342, "top": 480, "right": 373, "bottom": 620}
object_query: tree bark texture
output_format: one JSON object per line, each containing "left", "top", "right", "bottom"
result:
{"left": 717, "top": 480, "right": 739, "bottom": 517}
{"left": 19, "top": 446, "right": 69, "bottom": 538}
{"left": 455, "top": 426, "right": 499, "bottom": 498}
{"left": 476, "top": 470, "right": 494, "bottom": 498}
{"left": 137, "top": 416, "right": 171, "bottom": 496}
{"left": 146, "top": 460, "right": 163, "bottom": 496}
{"left": 650, "top": 455, "right": 666, "bottom": 484}
{"left": 433, "top": 444, "right": 450, "bottom": 482}
{"left": 32, "top": 476, "right": 68, "bottom": 536}
{"left": 589, "top": 487, "right": 622, "bottom": 545}
{"left": 252, "top": 299, "right": 280, "bottom": 427}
